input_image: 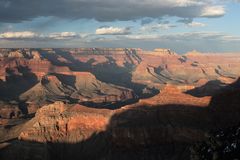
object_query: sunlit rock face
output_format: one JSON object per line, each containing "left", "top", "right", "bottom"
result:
{"left": 18, "top": 102, "right": 112, "bottom": 143}
{"left": 138, "top": 84, "right": 211, "bottom": 107}
{"left": 133, "top": 51, "right": 240, "bottom": 88}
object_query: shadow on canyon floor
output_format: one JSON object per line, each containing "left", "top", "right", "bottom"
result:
{"left": 0, "top": 66, "right": 38, "bottom": 101}
{"left": 186, "top": 78, "right": 240, "bottom": 98}
{"left": 0, "top": 66, "right": 39, "bottom": 115}
{"left": 185, "top": 80, "right": 228, "bottom": 97}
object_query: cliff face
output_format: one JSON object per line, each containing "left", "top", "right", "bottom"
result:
{"left": 1, "top": 49, "right": 240, "bottom": 99}
{"left": 19, "top": 102, "right": 112, "bottom": 143}
{"left": 0, "top": 49, "right": 141, "bottom": 115}
{"left": 132, "top": 53, "right": 240, "bottom": 88}
{"left": 10, "top": 84, "right": 239, "bottom": 160}
{"left": 17, "top": 84, "right": 213, "bottom": 145}
{"left": 138, "top": 84, "right": 211, "bottom": 107}
{"left": 0, "top": 58, "right": 71, "bottom": 81}
{"left": 15, "top": 101, "right": 211, "bottom": 159}
{"left": 1, "top": 48, "right": 240, "bottom": 160}
{"left": 0, "top": 48, "right": 239, "bottom": 118}
{"left": 19, "top": 73, "right": 135, "bottom": 107}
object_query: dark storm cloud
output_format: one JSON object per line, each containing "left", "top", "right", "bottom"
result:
{"left": 0, "top": 0, "right": 225, "bottom": 23}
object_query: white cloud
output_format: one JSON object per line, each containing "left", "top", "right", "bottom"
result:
{"left": 48, "top": 32, "right": 78, "bottom": 40}
{"left": 187, "top": 22, "right": 206, "bottom": 27}
{"left": 133, "top": 0, "right": 204, "bottom": 8}
{"left": 96, "top": 27, "right": 131, "bottom": 35}
{"left": 109, "top": 32, "right": 240, "bottom": 43}
{"left": 171, "top": 0, "right": 205, "bottom": 7}
{"left": 0, "top": 31, "right": 82, "bottom": 40}
{"left": 201, "top": 5, "right": 225, "bottom": 17}
{"left": 123, "top": 34, "right": 160, "bottom": 40}
{"left": 0, "top": 31, "right": 37, "bottom": 39}
{"left": 221, "top": 35, "right": 240, "bottom": 41}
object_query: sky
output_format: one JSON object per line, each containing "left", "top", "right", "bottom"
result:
{"left": 0, "top": 0, "right": 239, "bottom": 53}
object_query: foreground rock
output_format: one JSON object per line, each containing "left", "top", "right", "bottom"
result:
{"left": 19, "top": 102, "right": 113, "bottom": 143}
{"left": 191, "top": 123, "right": 240, "bottom": 160}
{"left": 1, "top": 84, "right": 240, "bottom": 160}
{"left": 13, "top": 101, "right": 211, "bottom": 160}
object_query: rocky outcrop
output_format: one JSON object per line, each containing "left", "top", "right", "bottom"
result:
{"left": 17, "top": 84, "right": 212, "bottom": 144}
{"left": 185, "top": 50, "right": 202, "bottom": 56}
{"left": 139, "top": 84, "right": 211, "bottom": 107}
{"left": 8, "top": 51, "right": 24, "bottom": 58}
{"left": 15, "top": 100, "right": 213, "bottom": 160}
{"left": 72, "top": 72, "right": 135, "bottom": 103}
{"left": 0, "top": 101, "right": 20, "bottom": 119}
{"left": 19, "top": 73, "right": 135, "bottom": 107}
{"left": 31, "top": 51, "right": 41, "bottom": 60}
{"left": 133, "top": 51, "right": 240, "bottom": 87}
{"left": 19, "top": 102, "right": 112, "bottom": 143}
{"left": 0, "top": 58, "right": 51, "bottom": 80}
{"left": 191, "top": 123, "right": 240, "bottom": 160}
{"left": 2, "top": 82, "right": 240, "bottom": 160}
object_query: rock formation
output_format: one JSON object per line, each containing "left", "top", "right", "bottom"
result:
{"left": 0, "top": 101, "right": 20, "bottom": 119}
{"left": 138, "top": 84, "right": 211, "bottom": 107}
{"left": 0, "top": 48, "right": 240, "bottom": 160}
{"left": 18, "top": 102, "right": 112, "bottom": 143}
{"left": 19, "top": 73, "right": 135, "bottom": 107}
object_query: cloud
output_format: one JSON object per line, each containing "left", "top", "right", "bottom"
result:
{"left": 1, "top": 31, "right": 240, "bottom": 53}
{"left": 187, "top": 22, "right": 206, "bottom": 27}
{"left": 177, "top": 18, "right": 193, "bottom": 24}
{"left": 177, "top": 18, "right": 206, "bottom": 27}
{"left": 140, "top": 23, "right": 177, "bottom": 32}
{"left": 48, "top": 32, "right": 78, "bottom": 40}
{"left": 0, "top": 31, "right": 37, "bottom": 39}
{"left": 0, "top": 31, "right": 82, "bottom": 40}
{"left": 161, "top": 32, "right": 239, "bottom": 42}
{"left": 96, "top": 26, "right": 131, "bottom": 35}
{"left": 201, "top": 5, "right": 225, "bottom": 17}
{"left": 86, "top": 31, "right": 240, "bottom": 53}
{"left": 2, "top": 31, "right": 239, "bottom": 45}
{"left": 0, "top": 0, "right": 226, "bottom": 23}
{"left": 141, "top": 18, "right": 154, "bottom": 25}
{"left": 122, "top": 34, "right": 160, "bottom": 40}
{"left": 0, "top": 0, "right": 11, "bottom": 8}
{"left": 91, "top": 31, "right": 240, "bottom": 44}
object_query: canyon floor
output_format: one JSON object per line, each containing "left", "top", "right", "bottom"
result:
{"left": 0, "top": 48, "right": 240, "bottom": 160}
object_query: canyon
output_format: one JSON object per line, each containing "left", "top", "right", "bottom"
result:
{"left": 0, "top": 48, "right": 240, "bottom": 160}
